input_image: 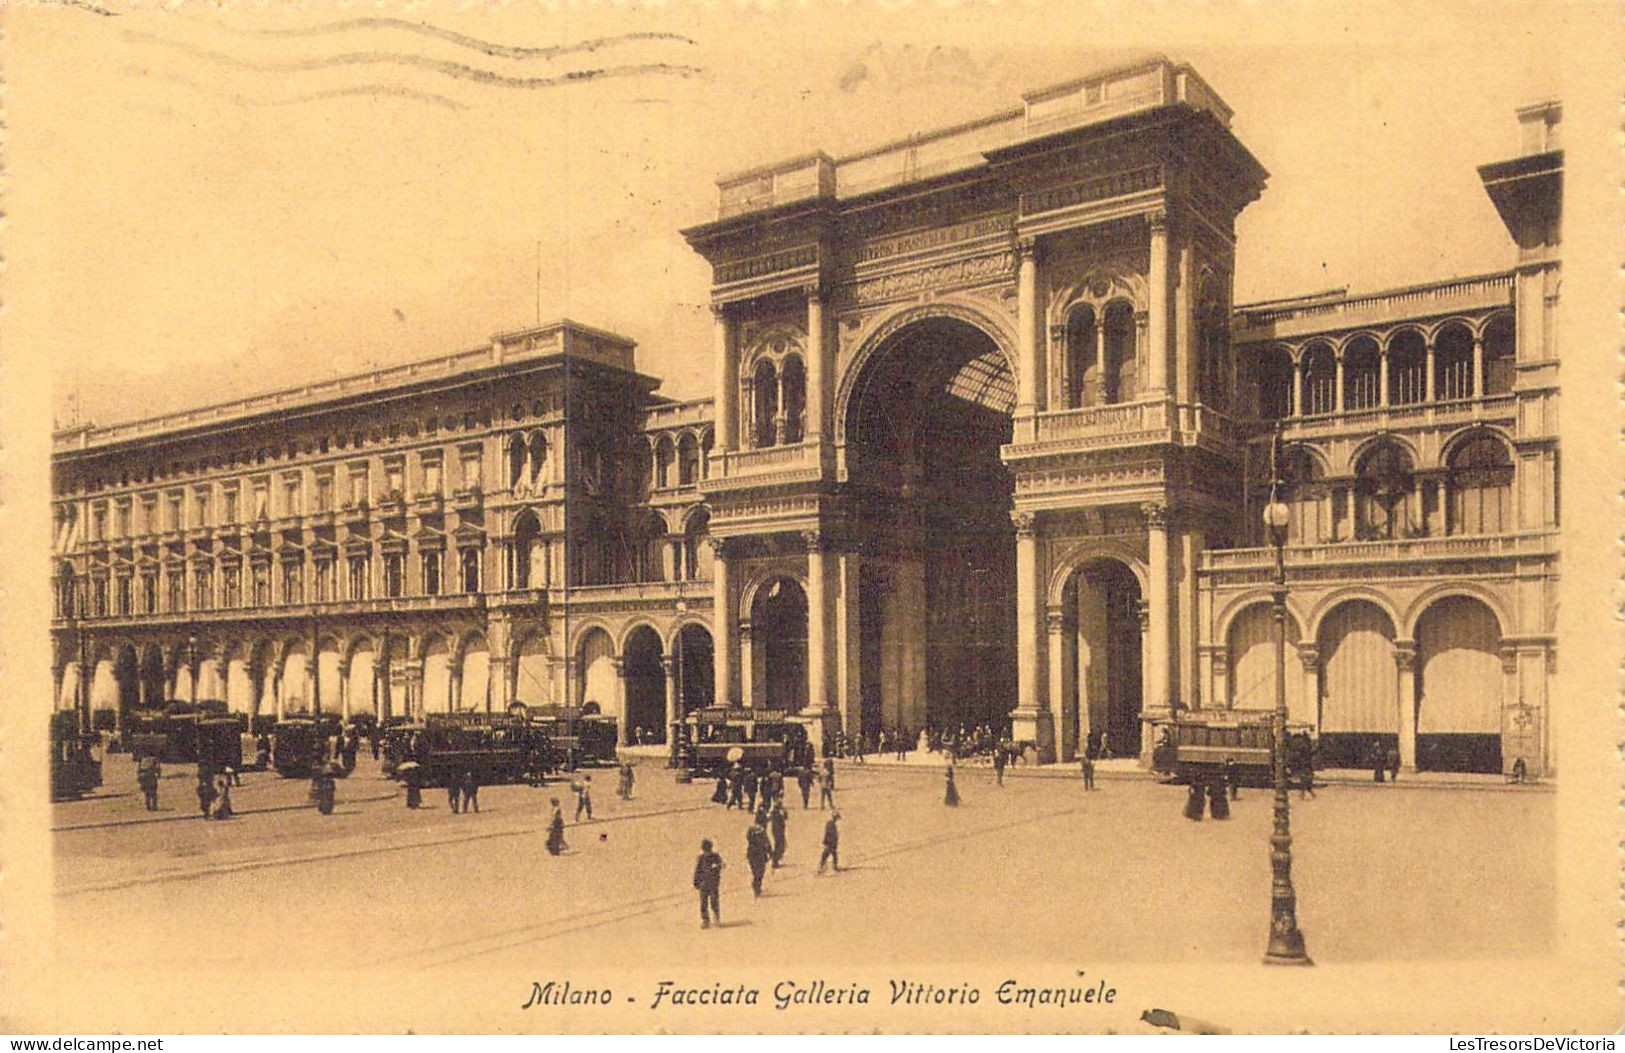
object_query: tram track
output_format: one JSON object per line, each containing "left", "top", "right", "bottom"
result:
{"left": 407, "top": 792, "right": 1098, "bottom": 969}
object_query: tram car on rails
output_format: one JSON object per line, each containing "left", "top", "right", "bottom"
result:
{"left": 50, "top": 709, "right": 104, "bottom": 801}
{"left": 271, "top": 713, "right": 346, "bottom": 778}
{"left": 676, "top": 707, "right": 814, "bottom": 776}
{"left": 125, "top": 701, "right": 246, "bottom": 772}
{"left": 523, "top": 704, "right": 619, "bottom": 769}
{"left": 1147, "top": 710, "right": 1315, "bottom": 787}
{"left": 384, "top": 711, "right": 552, "bottom": 787}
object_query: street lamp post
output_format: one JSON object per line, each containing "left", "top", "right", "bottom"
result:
{"left": 1262, "top": 426, "right": 1312, "bottom": 966}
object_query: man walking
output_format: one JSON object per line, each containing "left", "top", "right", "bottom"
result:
{"left": 817, "top": 811, "right": 841, "bottom": 874}
{"left": 462, "top": 769, "right": 480, "bottom": 814}
{"left": 993, "top": 746, "right": 1007, "bottom": 787}
{"left": 137, "top": 755, "right": 161, "bottom": 811}
{"left": 743, "top": 767, "right": 759, "bottom": 814}
{"left": 693, "top": 838, "right": 724, "bottom": 929}
{"left": 727, "top": 763, "right": 745, "bottom": 810}
{"left": 1080, "top": 752, "right": 1096, "bottom": 791}
{"left": 448, "top": 778, "right": 461, "bottom": 815}
{"left": 796, "top": 765, "right": 814, "bottom": 809}
{"left": 769, "top": 800, "right": 787, "bottom": 868}
{"left": 573, "top": 775, "right": 594, "bottom": 822}
{"left": 819, "top": 760, "right": 836, "bottom": 810}
{"left": 746, "top": 820, "right": 771, "bottom": 897}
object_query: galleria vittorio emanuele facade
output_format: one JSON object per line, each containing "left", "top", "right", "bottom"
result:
{"left": 50, "top": 57, "right": 1561, "bottom": 776}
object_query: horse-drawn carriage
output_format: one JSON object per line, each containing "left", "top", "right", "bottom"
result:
{"left": 50, "top": 709, "right": 103, "bottom": 801}
{"left": 675, "top": 707, "right": 814, "bottom": 776}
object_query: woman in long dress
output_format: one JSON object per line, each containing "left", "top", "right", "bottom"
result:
{"left": 944, "top": 764, "right": 960, "bottom": 807}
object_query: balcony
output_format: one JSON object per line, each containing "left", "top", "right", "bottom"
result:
{"left": 1200, "top": 531, "right": 1555, "bottom": 582}
{"left": 566, "top": 579, "right": 713, "bottom": 605}
{"left": 1031, "top": 398, "right": 1168, "bottom": 444}
{"left": 452, "top": 486, "right": 483, "bottom": 512}
{"left": 53, "top": 592, "right": 489, "bottom": 631}
{"left": 705, "top": 442, "right": 821, "bottom": 488}
{"left": 1270, "top": 393, "right": 1521, "bottom": 443}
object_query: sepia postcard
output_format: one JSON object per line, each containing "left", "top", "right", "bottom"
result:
{"left": 1, "top": 0, "right": 1620, "bottom": 1035}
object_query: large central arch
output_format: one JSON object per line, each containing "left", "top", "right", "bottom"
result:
{"left": 843, "top": 312, "right": 1017, "bottom": 735}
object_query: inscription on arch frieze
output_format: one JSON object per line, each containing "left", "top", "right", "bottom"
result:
{"left": 849, "top": 250, "right": 1014, "bottom": 305}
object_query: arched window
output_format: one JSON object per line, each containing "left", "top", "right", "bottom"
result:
{"left": 677, "top": 433, "right": 700, "bottom": 486}
{"left": 655, "top": 436, "right": 675, "bottom": 489}
{"left": 528, "top": 432, "right": 548, "bottom": 486}
{"left": 781, "top": 356, "right": 806, "bottom": 444}
{"left": 1388, "top": 330, "right": 1427, "bottom": 405}
{"left": 1101, "top": 301, "right": 1136, "bottom": 404}
{"left": 460, "top": 548, "right": 481, "bottom": 593}
{"left": 507, "top": 434, "right": 527, "bottom": 488}
{"left": 1256, "top": 346, "right": 1295, "bottom": 420}
{"left": 1301, "top": 343, "right": 1336, "bottom": 416}
{"left": 512, "top": 511, "right": 541, "bottom": 588}
{"left": 1483, "top": 315, "right": 1515, "bottom": 396}
{"left": 1447, "top": 435, "right": 1514, "bottom": 535}
{"left": 641, "top": 514, "right": 668, "bottom": 583}
{"left": 699, "top": 429, "right": 713, "bottom": 480}
{"left": 752, "top": 359, "right": 779, "bottom": 448}
{"left": 1342, "top": 336, "right": 1380, "bottom": 411}
{"left": 1065, "top": 305, "right": 1098, "bottom": 408}
{"left": 1434, "top": 323, "right": 1475, "bottom": 401}
{"left": 1196, "top": 291, "right": 1230, "bottom": 411}
{"left": 684, "top": 509, "right": 711, "bottom": 582}
{"left": 1355, "top": 443, "right": 1417, "bottom": 540}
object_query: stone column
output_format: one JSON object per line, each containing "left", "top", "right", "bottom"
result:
{"left": 1174, "top": 232, "right": 1194, "bottom": 405}
{"left": 1146, "top": 211, "right": 1170, "bottom": 396}
{"left": 449, "top": 657, "right": 464, "bottom": 712}
{"left": 1178, "top": 525, "right": 1204, "bottom": 708}
{"left": 1009, "top": 511, "right": 1051, "bottom": 759}
{"left": 1144, "top": 503, "right": 1171, "bottom": 712}
{"left": 1296, "top": 645, "right": 1319, "bottom": 730}
{"left": 1094, "top": 321, "right": 1108, "bottom": 405}
{"left": 1472, "top": 336, "right": 1485, "bottom": 399}
{"left": 709, "top": 538, "right": 736, "bottom": 706}
{"left": 1334, "top": 352, "right": 1345, "bottom": 412}
{"left": 713, "top": 307, "right": 738, "bottom": 454}
{"left": 1379, "top": 347, "right": 1390, "bottom": 406}
{"left": 1047, "top": 607, "right": 1069, "bottom": 762}
{"left": 738, "top": 621, "right": 755, "bottom": 708}
{"left": 1015, "top": 238, "right": 1042, "bottom": 430}
{"left": 611, "top": 657, "right": 629, "bottom": 747}
{"left": 662, "top": 655, "right": 679, "bottom": 742}
{"left": 836, "top": 550, "right": 863, "bottom": 737}
{"left": 1292, "top": 358, "right": 1305, "bottom": 418}
{"left": 803, "top": 531, "right": 831, "bottom": 717}
{"left": 338, "top": 658, "right": 352, "bottom": 719}
{"left": 1424, "top": 339, "right": 1436, "bottom": 402}
{"left": 806, "top": 285, "right": 830, "bottom": 444}
{"left": 1395, "top": 640, "right": 1417, "bottom": 770}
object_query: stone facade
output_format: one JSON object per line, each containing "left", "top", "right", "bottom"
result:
{"left": 50, "top": 59, "right": 1561, "bottom": 775}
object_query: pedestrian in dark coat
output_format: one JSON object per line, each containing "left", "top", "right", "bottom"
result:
{"left": 822, "top": 757, "right": 836, "bottom": 793}
{"left": 255, "top": 733, "right": 272, "bottom": 771}
{"left": 743, "top": 767, "right": 759, "bottom": 814}
{"left": 316, "top": 767, "right": 336, "bottom": 815}
{"left": 746, "top": 821, "right": 771, "bottom": 897}
{"left": 694, "top": 839, "right": 724, "bottom": 928}
{"left": 1183, "top": 781, "right": 1205, "bottom": 821}
{"left": 1207, "top": 778, "right": 1230, "bottom": 820}
{"left": 1224, "top": 757, "right": 1240, "bottom": 800}
{"left": 768, "top": 801, "right": 787, "bottom": 868}
{"left": 712, "top": 772, "right": 729, "bottom": 805}
{"left": 796, "top": 766, "right": 814, "bottom": 809}
{"left": 944, "top": 764, "right": 960, "bottom": 807}
{"left": 405, "top": 769, "right": 423, "bottom": 809}
{"left": 1080, "top": 754, "right": 1096, "bottom": 791}
{"left": 727, "top": 764, "right": 745, "bottom": 810}
{"left": 137, "top": 756, "right": 161, "bottom": 811}
{"left": 448, "top": 780, "right": 462, "bottom": 814}
{"left": 196, "top": 770, "right": 216, "bottom": 819}
{"left": 993, "top": 747, "right": 1007, "bottom": 786}
{"left": 546, "top": 800, "right": 567, "bottom": 855}
{"left": 817, "top": 812, "right": 841, "bottom": 874}
{"left": 1372, "top": 744, "right": 1386, "bottom": 783}
{"left": 462, "top": 769, "right": 480, "bottom": 814}
{"left": 370, "top": 733, "right": 380, "bottom": 761}
{"left": 1387, "top": 745, "right": 1401, "bottom": 783}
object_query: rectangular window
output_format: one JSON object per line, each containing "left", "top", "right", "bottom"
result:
{"left": 349, "top": 465, "right": 370, "bottom": 506}
{"left": 384, "top": 458, "right": 405, "bottom": 499}
{"left": 92, "top": 578, "right": 107, "bottom": 617}
{"left": 93, "top": 506, "right": 107, "bottom": 541}
{"left": 384, "top": 554, "right": 403, "bottom": 598}
{"left": 116, "top": 576, "right": 131, "bottom": 615}
{"left": 116, "top": 502, "right": 131, "bottom": 538}
{"left": 194, "top": 489, "right": 211, "bottom": 527}
{"left": 252, "top": 564, "right": 270, "bottom": 606}
{"left": 348, "top": 557, "right": 370, "bottom": 600}
{"left": 222, "top": 566, "right": 240, "bottom": 607}
{"left": 223, "top": 488, "right": 239, "bottom": 525}
{"left": 315, "top": 561, "right": 333, "bottom": 602}
{"left": 460, "top": 548, "right": 481, "bottom": 593}
{"left": 142, "top": 574, "right": 157, "bottom": 614}
{"left": 421, "top": 454, "right": 443, "bottom": 496}
{"left": 142, "top": 497, "right": 158, "bottom": 534}
{"left": 168, "top": 572, "right": 185, "bottom": 612}
{"left": 422, "top": 551, "right": 442, "bottom": 596}
{"left": 194, "top": 568, "right": 212, "bottom": 609}
{"left": 461, "top": 448, "right": 483, "bottom": 490}
{"left": 168, "top": 493, "right": 183, "bottom": 531}
{"left": 283, "top": 476, "right": 302, "bottom": 517}
{"left": 252, "top": 479, "right": 270, "bottom": 521}
{"left": 283, "top": 563, "right": 304, "bottom": 604}
{"left": 315, "top": 472, "right": 333, "bottom": 512}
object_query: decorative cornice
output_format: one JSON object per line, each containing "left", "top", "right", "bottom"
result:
{"left": 1011, "top": 510, "right": 1038, "bottom": 537}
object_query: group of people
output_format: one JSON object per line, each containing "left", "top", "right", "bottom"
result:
{"left": 711, "top": 757, "right": 837, "bottom": 813}
{"left": 445, "top": 769, "right": 482, "bottom": 814}
{"left": 693, "top": 802, "right": 843, "bottom": 929}
{"left": 193, "top": 763, "right": 238, "bottom": 819}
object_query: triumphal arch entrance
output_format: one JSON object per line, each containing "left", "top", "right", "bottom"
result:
{"left": 683, "top": 57, "right": 1267, "bottom": 761}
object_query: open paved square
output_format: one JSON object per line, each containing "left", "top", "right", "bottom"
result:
{"left": 53, "top": 755, "right": 1554, "bottom": 976}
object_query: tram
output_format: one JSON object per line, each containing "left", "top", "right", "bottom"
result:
{"left": 271, "top": 713, "right": 346, "bottom": 778}
{"left": 384, "top": 711, "right": 553, "bottom": 787}
{"left": 125, "top": 701, "right": 246, "bottom": 772}
{"left": 676, "top": 707, "right": 814, "bottom": 775}
{"left": 523, "top": 705, "right": 619, "bottom": 769}
{"left": 1147, "top": 710, "right": 1315, "bottom": 786}
{"left": 50, "top": 710, "right": 103, "bottom": 801}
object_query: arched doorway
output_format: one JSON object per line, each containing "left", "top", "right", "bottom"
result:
{"left": 512, "top": 510, "right": 542, "bottom": 588}
{"left": 348, "top": 641, "right": 377, "bottom": 720}
{"left": 138, "top": 645, "right": 166, "bottom": 708}
{"left": 1226, "top": 603, "right": 1308, "bottom": 724}
{"left": 576, "top": 628, "right": 617, "bottom": 713}
{"left": 846, "top": 315, "right": 1015, "bottom": 735}
{"left": 281, "top": 643, "right": 309, "bottom": 714}
{"left": 673, "top": 624, "right": 714, "bottom": 714}
{"left": 115, "top": 644, "right": 141, "bottom": 717}
{"left": 1415, "top": 596, "right": 1503, "bottom": 773}
{"left": 1055, "top": 560, "right": 1144, "bottom": 761}
{"left": 1316, "top": 600, "right": 1398, "bottom": 769}
{"left": 513, "top": 632, "right": 551, "bottom": 706}
{"left": 315, "top": 637, "right": 341, "bottom": 713}
{"left": 622, "top": 626, "right": 665, "bottom": 744}
{"left": 751, "top": 577, "right": 807, "bottom": 711}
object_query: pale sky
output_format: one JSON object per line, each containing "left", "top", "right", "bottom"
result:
{"left": 7, "top": 2, "right": 1579, "bottom": 428}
